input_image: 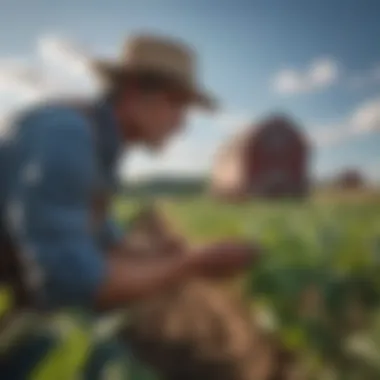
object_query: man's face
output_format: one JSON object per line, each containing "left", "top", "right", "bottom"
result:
{"left": 122, "top": 88, "right": 190, "bottom": 150}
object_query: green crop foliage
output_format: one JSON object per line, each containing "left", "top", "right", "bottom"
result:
{"left": 115, "top": 193, "right": 380, "bottom": 378}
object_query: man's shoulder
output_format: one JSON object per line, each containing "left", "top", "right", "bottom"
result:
{"left": 19, "top": 99, "right": 93, "bottom": 134}
{"left": 1, "top": 102, "right": 69, "bottom": 144}
{"left": 18, "top": 100, "right": 98, "bottom": 171}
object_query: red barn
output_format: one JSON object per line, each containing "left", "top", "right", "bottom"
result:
{"left": 211, "top": 114, "right": 310, "bottom": 199}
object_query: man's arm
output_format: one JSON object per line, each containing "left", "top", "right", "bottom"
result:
{"left": 5, "top": 107, "right": 192, "bottom": 311}
{"left": 5, "top": 108, "right": 106, "bottom": 308}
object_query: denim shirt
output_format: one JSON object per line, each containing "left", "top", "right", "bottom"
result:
{"left": 0, "top": 98, "right": 124, "bottom": 309}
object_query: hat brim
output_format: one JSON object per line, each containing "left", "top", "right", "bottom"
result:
{"left": 91, "top": 59, "right": 218, "bottom": 112}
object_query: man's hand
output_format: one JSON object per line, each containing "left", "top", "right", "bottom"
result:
{"left": 96, "top": 240, "right": 260, "bottom": 310}
{"left": 189, "top": 241, "right": 261, "bottom": 279}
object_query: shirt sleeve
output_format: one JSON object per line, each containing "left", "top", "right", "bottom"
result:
{"left": 4, "top": 107, "right": 106, "bottom": 309}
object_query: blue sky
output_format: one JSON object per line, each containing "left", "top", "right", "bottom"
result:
{"left": 0, "top": 0, "right": 379, "bottom": 181}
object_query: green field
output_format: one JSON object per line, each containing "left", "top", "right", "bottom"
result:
{"left": 115, "top": 192, "right": 380, "bottom": 379}
{"left": 114, "top": 192, "right": 380, "bottom": 245}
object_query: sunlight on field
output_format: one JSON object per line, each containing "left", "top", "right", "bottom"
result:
{"left": 114, "top": 191, "right": 380, "bottom": 245}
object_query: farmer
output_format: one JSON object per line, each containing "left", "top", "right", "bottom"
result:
{"left": 0, "top": 34, "right": 256, "bottom": 379}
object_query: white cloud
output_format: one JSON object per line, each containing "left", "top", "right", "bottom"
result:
{"left": 0, "top": 35, "right": 102, "bottom": 143}
{"left": 122, "top": 109, "right": 254, "bottom": 180}
{"left": 309, "top": 59, "right": 338, "bottom": 87}
{"left": 311, "top": 97, "right": 380, "bottom": 147}
{"left": 211, "top": 111, "right": 251, "bottom": 131}
{"left": 273, "top": 57, "right": 380, "bottom": 95}
{"left": 311, "top": 124, "right": 348, "bottom": 147}
{"left": 0, "top": 35, "right": 97, "bottom": 106}
{"left": 37, "top": 35, "right": 91, "bottom": 79}
{"left": 0, "top": 59, "right": 47, "bottom": 101}
{"left": 273, "top": 58, "right": 339, "bottom": 95}
{"left": 122, "top": 135, "right": 218, "bottom": 181}
{"left": 350, "top": 98, "right": 380, "bottom": 133}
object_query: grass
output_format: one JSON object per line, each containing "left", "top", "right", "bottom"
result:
{"left": 114, "top": 191, "right": 380, "bottom": 378}
{"left": 114, "top": 193, "right": 380, "bottom": 244}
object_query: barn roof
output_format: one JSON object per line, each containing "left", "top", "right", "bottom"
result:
{"left": 215, "top": 114, "right": 308, "bottom": 161}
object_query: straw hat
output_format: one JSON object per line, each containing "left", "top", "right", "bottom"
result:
{"left": 92, "top": 34, "right": 217, "bottom": 111}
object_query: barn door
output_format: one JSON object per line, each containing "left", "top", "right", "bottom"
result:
{"left": 263, "top": 168, "right": 290, "bottom": 197}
